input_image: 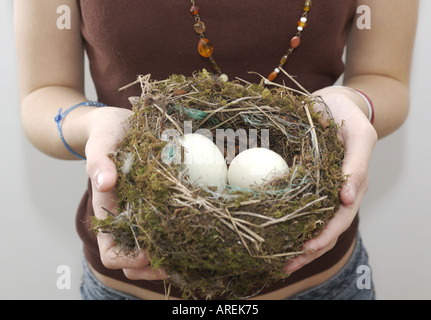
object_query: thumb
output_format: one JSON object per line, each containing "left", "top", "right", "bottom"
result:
{"left": 339, "top": 179, "right": 360, "bottom": 206}
{"left": 85, "top": 134, "right": 118, "bottom": 193}
{"left": 91, "top": 161, "right": 117, "bottom": 193}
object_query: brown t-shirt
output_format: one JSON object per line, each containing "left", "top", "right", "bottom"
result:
{"left": 77, "top": 0, "right": 359, "bottom": 299}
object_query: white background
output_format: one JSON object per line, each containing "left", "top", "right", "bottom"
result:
{"left": 1, "top": 1, "right": 430, "bottom": 299}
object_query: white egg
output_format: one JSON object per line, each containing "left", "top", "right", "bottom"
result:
{"left": 180, "top": 133, "right": 228, "bottom": 188}
{"left": 228, "top": 148, "right": 289, "bottom": 189}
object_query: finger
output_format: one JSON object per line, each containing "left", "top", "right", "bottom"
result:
{"left": 339, "top": 126, "right": 375, "bottom": 205}
{"left": 283, "top": 202, "right": 357, "bottom": 273}
{"left": 98, "top": 239, "right": 151, "bottom": 270}
{"left": 283, "top": 152, "right": 370, "bottom": 274}
{"left": 284, "top": 239, "right": 337, "bottom": 273}
{"left": 123, "top": 266, "right": 169, "bottom": 281}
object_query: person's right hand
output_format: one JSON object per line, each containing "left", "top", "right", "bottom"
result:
{"left": 85, "top": 106, "right": 168, "bottom": 281}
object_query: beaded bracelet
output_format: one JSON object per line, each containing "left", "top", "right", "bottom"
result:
{"left": 333, "top": 86, "right": 375, "bottom": 125}
{"left": 54, "top": 101, "right": 106, "bottom": 160}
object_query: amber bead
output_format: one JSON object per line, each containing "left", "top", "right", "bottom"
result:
{"left": 303, "top": 0, "right": 312, "bottom": 12}
{"left": 268, "top": 71, "right": 278, "bottom": 82}
{"left": 290, "top": 36, "right": 301, "bottom": 48}
{"left": 194, "top": 21, "right": 206, "bottom": 34}
{"left": 190, "top": 5, "right": 200, "bottom": 15}
{"left": 280, "top": 54, "right": 289, "bottom": 66}
{"left": 198, "top": 38, "right": 213, "bottom": 57}
{"left": 297, "top": 20, "right": 307, "bottom": 28}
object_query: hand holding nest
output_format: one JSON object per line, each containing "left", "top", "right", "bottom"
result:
{"left": 85, "top": 106, "right": 168, "bottom": 281}
{"left": 284, "top": 87, "right": 378, "bottom": 273}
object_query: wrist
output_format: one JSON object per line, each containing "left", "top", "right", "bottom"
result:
{"left": 332, "top": 86, "right": 374, "bottom": 125}
{"left": 315, "top": 86, "right": 374, "bottom": 125}
{"left": 84, "top": 106, "right": 134, "bottom": 159}
{"left": 57, "top": 102, "right": 106, "bottom": 160}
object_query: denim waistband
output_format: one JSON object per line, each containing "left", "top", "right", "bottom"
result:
{"left": 80, "top": 251, "right": 140, "bottom": 300}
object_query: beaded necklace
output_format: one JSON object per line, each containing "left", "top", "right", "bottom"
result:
{"left": 189, "top": 0, "right": 312, "bottom": 83}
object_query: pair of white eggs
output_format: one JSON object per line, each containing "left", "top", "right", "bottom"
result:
{"left": 180, "top": 133, "right": 289, "bottom": 190}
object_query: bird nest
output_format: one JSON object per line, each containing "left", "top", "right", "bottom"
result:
{"left": 91, "top": 69, "right": 346, "bottom": 299}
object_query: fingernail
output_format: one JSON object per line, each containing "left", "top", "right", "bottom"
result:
{"left": 96, "top": 172, "right": 104, "bottom": 190}
{"left": 344, "top": 182, "right": 357, "bottom": 197}
{"left": 343, "top": 183, "right": 351, "bottom": 194}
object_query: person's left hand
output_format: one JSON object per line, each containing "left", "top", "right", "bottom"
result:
{"left": 283, "top": 87, "right": 378, "bottom": 273}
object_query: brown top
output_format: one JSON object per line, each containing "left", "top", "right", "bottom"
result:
{"left": 77, "top": 0, "right": 358, "bottom": 299}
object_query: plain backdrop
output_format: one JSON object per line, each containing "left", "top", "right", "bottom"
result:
{"left": 1, "top": 1, "right": 430, "bottom": 300}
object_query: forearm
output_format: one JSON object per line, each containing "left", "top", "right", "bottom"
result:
{"left": 316, "top": 74, "right": 409, "bottom": 140}
{"left": 343, "top": 74, "right": 410, "bottom": 139}
{"left": 20, "top": 85, "right": 96, "bottom": 160}
{"left": 15, "top": 0, "right": 93, "bottom": 159}
{"left": 336, "top": 0, "right": 417, "bottom": 139}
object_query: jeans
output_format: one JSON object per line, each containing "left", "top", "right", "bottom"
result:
{"left": 80, "top": 234, "right": 375, "bottom": 300}
{"left": 287, "top": 235, "right": 376, "bottom": 300}
{"left": 80, "top": 253, "right": 140, "bottom": 300}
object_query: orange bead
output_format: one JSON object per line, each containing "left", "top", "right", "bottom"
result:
{"left": 198, "top": 38, "right": 213, "bottom": 57}
{"left": 297, "top": 20, "right": 307, "bottom": 28}
{"left": 268, "top": 71, "right": 278, "bottom": 82}
{"left": 190, "top": 5, "right": 200, "bottom": 15}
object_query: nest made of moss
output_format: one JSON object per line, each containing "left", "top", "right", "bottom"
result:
{"left": 91, "top": 69, "right": 346, "bottom": 300}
